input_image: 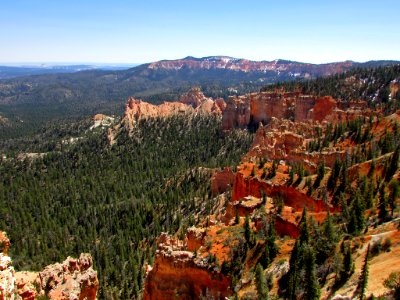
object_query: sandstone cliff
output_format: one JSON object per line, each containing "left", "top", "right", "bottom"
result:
{"left": 0, "top": 231, "right": 98, "bottom": 300}
{"left": 221, "top": 91, "right": 367, "bottom": 131}
{"left": 144, "top": 233, "right": 231, "bottom": 300}
{"left": 108, "top": 87, "right": 226, "bottom": 143}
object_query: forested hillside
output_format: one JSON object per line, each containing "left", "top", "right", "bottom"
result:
{"left": 0, "top": 115, "right": 253, "bottom": 298}
{"left": 1, "top": 58, "right": 398, "bottom": 139}
{"left": 262, "top": 64, "right": 400, "bottom": 111}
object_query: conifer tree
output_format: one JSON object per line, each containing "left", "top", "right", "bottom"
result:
{"left": 255, "top": 263, "right": 269, "bottom": 300}
{"left": 244, "top": 214, "right": 254, "bottom": 246}
{"left": 235, "top": 208, "right": 240, "bottom": 225}
{"left": 260, "top": 242, "right": 270, "bottom": 269}
{"left": 299, "top": 208, "right": 309, "bottom": 245}
{"left": 342, "top": 243, "right": 354, "bottom": 280}
{"left": 287, "top": 240, "right": 300, "bottom": 300}
{"left": 388, "top": 180, "right": 399, "bottom": 216}
{"left": 358, "top": 244, "right": 370, "bottom": 300}
{"left": 303, "top": 245, "right": 321, "bottom": 300}
{"left": 378, "top": 183, "right": 389, "bottom": 222}
{"left": 267, "top": 217, "right": 278, "bottom": 260}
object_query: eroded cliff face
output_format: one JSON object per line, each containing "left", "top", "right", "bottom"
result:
{"left": 246, "top": 123, "right": 345, "bottom": 169}
{"left": 210, "top": 167, "right": 235, "bottom": 196}
{"left": 221, "top": 91, "right": 367, "bottom": 131}
{"left": 144, "top": 233, "right": 231, "bottom": 300}
{"left": 108, "top": 87, "right": 226, "bottom": 144}
{"left": 0, "top": 231, "right": 98, "bottom": 300}
{"left": 40, "top": 253, "right": 98, "bottom": 300}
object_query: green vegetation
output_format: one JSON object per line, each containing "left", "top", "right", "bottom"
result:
{"left": 0, "top": 114, "right": 252, "bottom": 299}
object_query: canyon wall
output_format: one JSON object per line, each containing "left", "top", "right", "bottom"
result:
{"left": 144, "top": 233, "right": 231, "bottom": 300}
{"left": 221, "top": 91, "right": 367, "bottom": 131}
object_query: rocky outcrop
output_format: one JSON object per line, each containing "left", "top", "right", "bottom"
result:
{"left": 221, "top": 91, "right": 367, "bottom": 131}
{"left": 122, "top": 97, "right": 193, "bottom": 132}
{"left": 0, "top": 231, "right": 98, "bottom": 300}
{"left": 90, "top": 114, "right": 115, "bottom": 130}
{"left": 39, "top": 253, "right": 98, "bottom": 300}
{"left": 144, "top": 233, "right": 231, "bottom": 300}
{"left": 246, "top": 124, "right": 345, "bottom": 169}
{"left": 210, "top": 167, "right": 235, "bottom": 196}
{"left": 390, "top": 80, "right": 399, "bottom": 99}
{"left": 108, "top": 88, "right": 226, "bottom": 143}
{"left": 0, "top": 232, "right": 14, "bottom": 300}
{"left": 185, "top": 227, "right": 207, "bottom": 252}
{"left": 231, "top": 170, "right": 328, "bottom": 213}
{"left": 15, "top": 272, "right": 38, "bottom": 300}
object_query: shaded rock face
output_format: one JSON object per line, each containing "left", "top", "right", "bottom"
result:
{"left": 247, "top": 124, "right": 344, "bottom": 169}
{"left": 210, "top": 167, "right": 235, "bottom": 196}
{"left": 221, "top": 91, "right": 367, "bottom": 131}
{"left": 185, "top": 227, "right": 207, "bottom": 252}
{"left": 231, "top": 171, "right": 327, "bottom": 213}
{"left": 39, "top": 253, "right": 98, "bottom": 300}
{"left": 144, "top": 233, "right": 231, "bottom": 300}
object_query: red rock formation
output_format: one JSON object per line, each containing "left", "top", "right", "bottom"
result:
{"left": 211, "top": 167, "right": 235, "bottom": 196}
{"left": 221, "top": 91, "right": 368, "bottom": 131}
{"left": 39, "top": 253, "right": 98, "bottom": 300}
{"left": 231, "top": 171, "right": 327, "bottom": 213}
{"left": 179, "top": 87, "right": 209, "bottom": 108}
{"left": 185, "top": 227, "right": 207, "bottom": 252}
{"left": 15, "top": 272, "right": 39, "bottom": 300}
{"left": 0, "top": 232, "right": 9, "bottom": 256}
{"left": 390, "top": 80, "right": 399, "bottom": 99}
{"left": 144, "top": 233, "right": 231, "bottom": 300}
{"left": 246, "top": 124, "right": 345, "bottom": 169}
{"left": 310, "top": 96, "right": 337, "bottom": 122}
{"left": 108, "top": 88, "right": 226, "bottom": 143}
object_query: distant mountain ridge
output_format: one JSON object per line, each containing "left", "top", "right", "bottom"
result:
{"left": 0, "top": 55, "right": 398, "bottom": 138}
{"left": 147, "top": 55, "right": 398, "bottom": 76}
{"left": 0, "top": 64, "right": 137, "bottom": 79}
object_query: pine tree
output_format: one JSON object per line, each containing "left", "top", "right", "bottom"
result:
{"left": 244, "top": 214, "right": 253, "bottom": 246}
{"left": 299, "top": 208, "right": 309, "bottom": 245}
{"left": 358, "top": 244, "right": 370, "bottom": 300}
{"left": 348, "top": 190, "right": 365, "bottom": 235}
{"left": 287, "top": 240, "right": 300, "bottom": 300}
{"left": 255, "top": 263, "right": 269, "bottom": 300}
{"left": 259, "top": 242, "right": 270, "bottom": 269}
{"left": 386, "top": 144, "right": 400, "bottom": 180}
{"left": 303, "top": 245, "right": 321, "bottom": 300}
{"left": 342, "top": 243, "right": 354, "bottom": 280}
{"left": 267, "top": 217, "right": 278, "bottom": 260}
{"left": 235, "top": 208, "right": 240, "bottom": 225}
{"left": 378, "top": 183, "right": 389, "bottom": 222}
{"left": 388, "top": 180, "right": 399, "bottom": 216}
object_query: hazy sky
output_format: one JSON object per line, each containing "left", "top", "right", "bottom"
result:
{"left": 1, "top": 0, "right": 399, "bottom": 64}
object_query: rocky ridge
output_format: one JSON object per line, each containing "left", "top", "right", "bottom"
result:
{"left": 143, "top": 89, "right": 399, "bottom": 298}
{"left": 108, "top": 87, "right": 226, "bottom": 144}
{"left": 148, "top": 56, "right": 357, "bottom": 76}
{"left": 221, "top": 91, "right": 368, "bottom": 131}
{"left": 0, "top": 231, "right": 98, "bottom": 300}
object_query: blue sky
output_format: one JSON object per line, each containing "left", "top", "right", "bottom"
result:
{"left": 1, "top": 0, "right": 399, "bottom": 64}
